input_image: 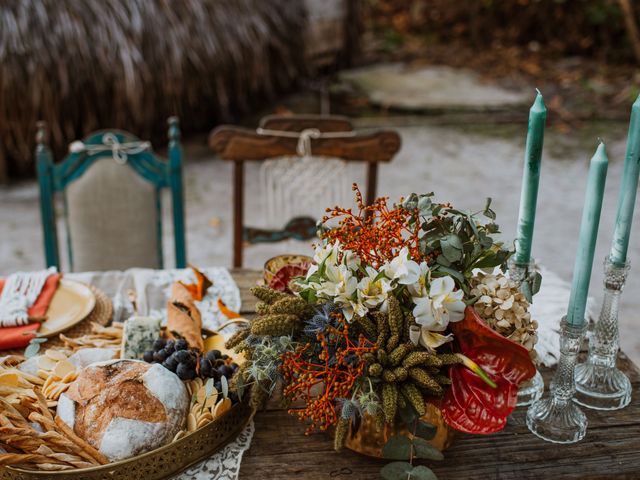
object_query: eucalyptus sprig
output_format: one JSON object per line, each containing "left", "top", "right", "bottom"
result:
{"left": 401, "top": 193, "right": 512, "bottom": 295}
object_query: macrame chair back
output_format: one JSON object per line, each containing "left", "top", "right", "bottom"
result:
{"left": 209, "top": 114, "right": 401, "bottom": 268}
{"left": 36, "top": 118, "right": 186, "bottom": 271}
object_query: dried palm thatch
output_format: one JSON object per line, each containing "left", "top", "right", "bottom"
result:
{"left": 0, "top": 0, "right": 307, "bottom": 180}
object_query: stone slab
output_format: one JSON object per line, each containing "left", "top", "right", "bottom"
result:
{"left": 340, "top": 63, "right": 531, "bottom": 111}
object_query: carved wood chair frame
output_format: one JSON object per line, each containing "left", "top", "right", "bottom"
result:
{"left": 209, "top": 114, "right": 401, "bottom": 268}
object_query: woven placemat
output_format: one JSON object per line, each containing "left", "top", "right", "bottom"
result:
{"left": 45, "top": 285, "right": 113, "bottom": 348}
{"left": 3, "top": 285, "right": 113, "bottom": 355}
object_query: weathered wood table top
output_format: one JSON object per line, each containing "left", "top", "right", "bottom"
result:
{"left": 232, "top": 269, "right": 640, "bottom": 480}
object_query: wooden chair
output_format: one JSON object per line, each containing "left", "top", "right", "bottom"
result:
{"left": 36, "top": 118, "right": 186, "bottom": 271}
{"left": 209, "top": 114, "right": 401, "bottom": 268}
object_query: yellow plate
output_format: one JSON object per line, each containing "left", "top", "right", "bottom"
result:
{"left": 38, "top": 279, "right": 96, "bottom": 337}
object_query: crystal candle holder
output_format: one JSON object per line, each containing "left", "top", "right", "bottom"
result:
{"left": 507, "top": 256, "right": 544, "bottom": 406}
{"left": 526, "top": 318, "right": 588, "bottom": 443}
{"left": 574, "top": 256, "right": 632, "bottom": 410}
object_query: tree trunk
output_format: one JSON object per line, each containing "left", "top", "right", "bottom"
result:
{"left": 619, "top": 0, "right": 640, "bottom": 64}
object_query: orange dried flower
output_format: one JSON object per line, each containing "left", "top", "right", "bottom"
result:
{"left": 320, "top": 184, "right": 424, "bottom": 268}
{"left": 280, "top": 314, "right": 375, "bottom": 433}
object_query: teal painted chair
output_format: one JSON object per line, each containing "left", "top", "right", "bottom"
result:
{"left": 36, "top": 118, "right": 186, "bottom": 271}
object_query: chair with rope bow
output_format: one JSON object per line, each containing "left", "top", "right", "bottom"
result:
{"left": 36, "top": 118, "right": 186, "bottom": 271}
{"left": 209, "top": 114, "right": 401, "bottom": 268}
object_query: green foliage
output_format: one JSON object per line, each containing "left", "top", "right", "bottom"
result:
{"left": 381, "top": 463, "right": 439, "bottom": 480}
{"left": 402, "top": 193, "right": 512, "bottom": 295}
{"left": 24, "top": 336, "right": 47, "bottom": 358}
{"left": 413, "top": 438, "right": 444, "bottom": 461}
{"left": 415, "top": 421, "right": 437, "bottom": 441}
{"left": 381, "top": 425, "right": 441, "bottom": 480}
{"left": 382, "top": 435, "right": 413, "bottom": 460}
{"left": 520, "top": 270, "right": 543, "bottom": 303}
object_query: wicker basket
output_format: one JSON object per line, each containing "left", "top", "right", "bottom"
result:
{"left": 0, "top": 395, "right": 253, "bottom": 480}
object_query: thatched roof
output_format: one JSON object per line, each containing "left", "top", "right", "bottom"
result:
{"left": 0, "top": 0, "right": 307, "bottom": 179}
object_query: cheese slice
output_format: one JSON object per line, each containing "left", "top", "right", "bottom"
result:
{"left": 121, "top": 316, "right": 162, "bottom": 359}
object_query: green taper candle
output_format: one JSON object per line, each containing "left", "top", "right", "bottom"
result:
{"left": 514, "top": 91, "right": 546, "bottom": 264}
{"left": 610, "top": 94, "right": 640, "bottom": 266}
{"left": 567, "top": 142, "right": 609, "bottom": 326}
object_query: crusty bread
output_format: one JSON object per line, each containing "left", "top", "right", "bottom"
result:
{"left": 57, "top": 359, "right": 189, "bottom": 461}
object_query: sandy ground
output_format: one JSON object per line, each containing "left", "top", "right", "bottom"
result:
{"left": 1, "top": 119, "right": 638, "bottom": 364}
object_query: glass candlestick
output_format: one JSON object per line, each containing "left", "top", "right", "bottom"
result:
{"left": 574, "top": 256, "right": 632, "bottom": 410}
{"left": 507, "top": 256, "right": 544, "bottom": 406}
{"left": 526, "top": 318, "right": 588, "bottom": 443}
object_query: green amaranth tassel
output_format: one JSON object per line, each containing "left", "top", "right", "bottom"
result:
{"left": 373, "top": 311, "right": 389, "bottom": 346}
{"left": 382, "top": 383, "right": 399, "bottom": 423}
{"left": 403, "top": 311, "right": 416, "bottom": 342}
{"left": 389, "top": 343, "right": 413, "bottom": 366}
{"left": 251, "top": 314, "right": 298, "bottom": 336}
{"left": 402, "top": 351, "right": 443, "bottom": 368}
{"left": 408, "top": 368, "right": 444, "bottom": 396}
{"left": 376, "top": 349, "right": 389, "bottom": 366}
{"left": 386, "top": 297, "right": 403, "bottom": 351}
{"left": 334, "top": 417, "right": 350, "bottom": 451}
{"left": 439, "top": 353, "right": 463, "bottom": 365}
{"left": 250, "top": 286, "right": 288, "bottom": 305}
{"left": 255, "top": 302, "right": 271, "bottom": 315}
{"left": 369, "top": 363, "right": 383, "bottom": 377}
{"left": 401, "top": 382, "right": 426, "bottom": 416}
{"left": 225, "top": 328, "right": 250, "bottom": 349}
{"left": 353, "top": 314, "right": 377, "bottom": 339}
{"left": 269, "top": 296, "right": 314, "bottom": 317}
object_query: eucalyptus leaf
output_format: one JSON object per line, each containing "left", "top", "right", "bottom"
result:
{"left": 380, "top": 462, "right": 413, "bottom": 480}
{"left": 24, "top": 342, "right": 41, "bottom": 358}
{"left": 441, "top": 234, "right": 463, "bottom": 261}
{"left": 205, "top": 377, "right": 214, "bottom": 397}
{"left": 413, "top": 437, "right": 444, "bottom": 461}
{"left": 485, "top": 223, "right": 500, "bottom": 234}
{"left": 436, "top": 254, "right": 451, "bottom": 267}
{"left": 433, "top": 265, "right": 465, "bottom": 284}
{"left": 221, "top": 375, "right": 229, "bottom": 399}
{"left": 382, "top": 435, "right": 413, "bottom": 460}
{"left": 398, "top": 403, "right": 418, "bottom": 424}
{"left": 521, "top": 281, "right": 533, "bottom": 303}
{"left": 380, "top": 462, "right": 439, "bottom": 480}
{"left": 414, "top": 421, "right": 437, "bottom": 440}
{"left": 410, "top": 466, "right": 439, "bottom": 480}
{"left": 418, "top": 196, "right": 433, "bottom": 215}
{"left": 31, "top": 337, "right": 48, "bottom": 343}
{"left": 531, "top": 271, "right": 542, "bottom": 296}
{"left": 236, "top": 373, "right": 245, "bottom": 400}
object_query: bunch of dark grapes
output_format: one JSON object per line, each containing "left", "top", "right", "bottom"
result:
{"left": 199, "top": 349, "right": 239, "bottom": 393}
{"left": 143, "top": 339, "right": 239, "bottom": 387}
{"left": 143, "top": 338, "right": 197, "bottom": 380}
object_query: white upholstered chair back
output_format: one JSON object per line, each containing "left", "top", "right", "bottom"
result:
{"left": 65, "top": 157, "right": 159, "bottom": 271}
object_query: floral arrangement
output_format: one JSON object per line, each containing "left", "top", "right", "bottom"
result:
{"left": 228, "top": 186, "right": 537, "bottom": 479}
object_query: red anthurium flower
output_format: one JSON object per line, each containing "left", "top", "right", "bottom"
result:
{"left": 441, "top": 306, "right": 536, "bottom": 434}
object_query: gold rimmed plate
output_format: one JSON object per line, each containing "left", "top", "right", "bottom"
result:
{"left": 38, "top": 279, "right": 96, "bottom": 337}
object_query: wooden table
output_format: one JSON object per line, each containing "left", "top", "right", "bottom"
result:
{"left": 233, "top": 269, "right": 640, "bottom": 480}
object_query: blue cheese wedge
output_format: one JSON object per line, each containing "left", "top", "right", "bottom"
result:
{"left": 121, "top": 316, "right": 162, "bottom": 360}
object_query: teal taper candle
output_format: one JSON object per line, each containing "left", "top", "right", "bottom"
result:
{"left": 514, "top": 91, "right": 546, "bottom": 264}
{"left": 610, "top": 94, "right": 640, "bottom": 266}
{"left": 567, "top": 142, "right": 609, "bottom": 326}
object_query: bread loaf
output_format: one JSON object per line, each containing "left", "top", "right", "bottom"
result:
{"left": 57, "top": 359, "right": 189, "bottom": 461}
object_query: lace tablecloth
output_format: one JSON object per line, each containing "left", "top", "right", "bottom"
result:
{"left": 67, "top": 267, "right": 253, "bottom": 480}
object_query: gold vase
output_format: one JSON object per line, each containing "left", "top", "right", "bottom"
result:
{"left": 344, "top": 404, "right": 455, "bottom": 457}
